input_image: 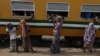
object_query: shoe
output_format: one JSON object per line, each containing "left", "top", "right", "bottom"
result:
{"left": 10, "top": 50, "right": 14, "bottom": 52}
{"left": 82, "top": 47, "right": 86, "bottom": 52}
{"left": 88, "top": 50, "right": 93, "bottom": 53}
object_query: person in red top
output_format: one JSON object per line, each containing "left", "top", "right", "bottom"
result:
{"left": 18, "top": 19, "right": 33, "bottom": 52}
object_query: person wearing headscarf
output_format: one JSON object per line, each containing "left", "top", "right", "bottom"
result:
{"left": 50, "top": 15, "right": 63, "bottom": 53}
{"left": 83, "top": 22, "right": 96, "bottom": 52}
{"left": 6, "top": 23, "right": 17, "bottom": 52}
{"left": 18, "top": 19, "right": 33, "bottom": 52}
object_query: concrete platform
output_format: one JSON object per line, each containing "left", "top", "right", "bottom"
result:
{"left": 0, "top": 47, "right": 100, "bottom": 56}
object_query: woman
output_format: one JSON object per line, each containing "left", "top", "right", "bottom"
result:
{"left": 18, "top": 19, "right": 33, "bottom": 52}
{"left": 83, "top": 22, "right": 96, "bottom": 52}
{"left": 50, "top": 16, "right": 63, "bottom": 53}
{"left": 6, "top": 23, "right": 17, "bottom": 52}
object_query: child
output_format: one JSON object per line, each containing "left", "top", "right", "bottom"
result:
{"left": 6, "top": 23, "right": 17, "bottom": 52}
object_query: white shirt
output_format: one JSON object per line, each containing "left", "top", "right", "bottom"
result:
{"left": 6, "top": 27, "right": 17, "bottom": 40}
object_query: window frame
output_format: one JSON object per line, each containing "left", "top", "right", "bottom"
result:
{"left": 11, "top": 1, "right": 35, "bottom": 17}
{"left": 46, "top": 2, "right": 70, "bottom": 19}
{"left": 80, "top": 4, "right": 100, "bottom": 19}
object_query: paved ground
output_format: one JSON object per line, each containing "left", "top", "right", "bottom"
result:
{"left": 0, "top": 47, "right": 100, "bottom": 56}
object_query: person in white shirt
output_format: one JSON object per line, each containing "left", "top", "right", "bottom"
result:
{"left": 6, "top": 23, "right": 17, "bottom": 52}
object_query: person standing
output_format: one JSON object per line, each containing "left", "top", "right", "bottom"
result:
{"left": 50, "top": 16, "right": 63, "bottom": 53}
{"left": 6, "top": 23, "right": 17, "bottom": 52}
{"left": 83, "top": 22, "right": 96, "bottom": 52}
{"left": 18, "top": 19, "right": 33, "bottom": 52}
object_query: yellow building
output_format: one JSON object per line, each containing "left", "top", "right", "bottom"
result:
{"left": 0, "top": 0, "right": 100, "bottom": 38}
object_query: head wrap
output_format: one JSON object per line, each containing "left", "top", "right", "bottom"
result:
{"left": 88, "top": 22, "right": 94, "bottom": 29}
{"left": 89, "top": 22, "right": 94, "bottom": 26}
{"left": 7, "top": 23, "right": 13, "bottom": 31}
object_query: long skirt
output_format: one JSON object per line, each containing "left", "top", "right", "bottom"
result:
{"left": 83, "top": 37, "right": 95, "bottom": 51}
{"left": 50, "top": 32, "right": 60, "bottom": 53}
{"left": 22, "top": 36, "right": 33, "bottom": 52}
{"left": 22, "top": 37, "right": 29, "bottom": 51}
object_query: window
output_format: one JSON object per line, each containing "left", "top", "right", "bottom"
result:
{"left": 81, "top": 5, "right": 100, "bottom": 19}
{"left": 13, "top": 11, "right": 25, "bottom": 16}
{"left": 11, "top": 2, "right": 34, "bottom": 16}
{"left": 47, "top": 3, "right": 69, "bottom": 21}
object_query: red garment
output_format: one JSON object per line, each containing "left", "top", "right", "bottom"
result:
{"left": 19, "top": 22, "right": 29, "bottom": 51}
{"left": 19, "top": 22, "right": 27, "bottom": 38}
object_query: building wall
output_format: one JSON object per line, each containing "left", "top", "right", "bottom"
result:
{"left": 34, "top": 0, "right": 47, "bottom": 20}
{"left": 0, "top": 0, "right": 12, "bottom": 19}
{"left": 11, "top": 0, "right": 32, "bottom": 2}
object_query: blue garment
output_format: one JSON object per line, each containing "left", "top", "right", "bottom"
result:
{"left": 82, "top": 12, "right": 92, "bottom": 19}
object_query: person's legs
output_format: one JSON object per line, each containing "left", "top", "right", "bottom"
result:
{"left": 84, "top": 41, "right": 93, "bottom": 52}
{"left": 10, "top": 40, "right": 13, "bottom": 51}
{"left": 50, "top": 38, "right": 56, "bottom": 53}
{"left": 88, "top": 41, "right": 93, "bottom": 52}
{"left": 13, "top": 39, "right": 17, "bottom": 52}
{"left": 10, "top": 40, "right": 14, "bottom": 52}
{"left": 83, "top": 41, "right": 88, "bottom": 52}
{"left": 16, "top": 39, "right": 18, "bottom": 52}
{"left": 50, "top": 33, "right": 60, "bottom": 53}
{"left": 50, "top": 31, "right": 57, "bottom": 53}
{"left": 28, "top": 37, "right": 33, "bottom": 52}
{"left": 23, "top": 37, "right": 29, "bottom": 52}
{"left": 56, "top": 34, "right": 60, "bottom": 52}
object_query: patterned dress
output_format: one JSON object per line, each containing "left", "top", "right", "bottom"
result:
{"left": 50, "top": 21, "right": 62, "bottom": 53}
{"left": 83, "top": 23, "right": 96, "bottom": 50}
